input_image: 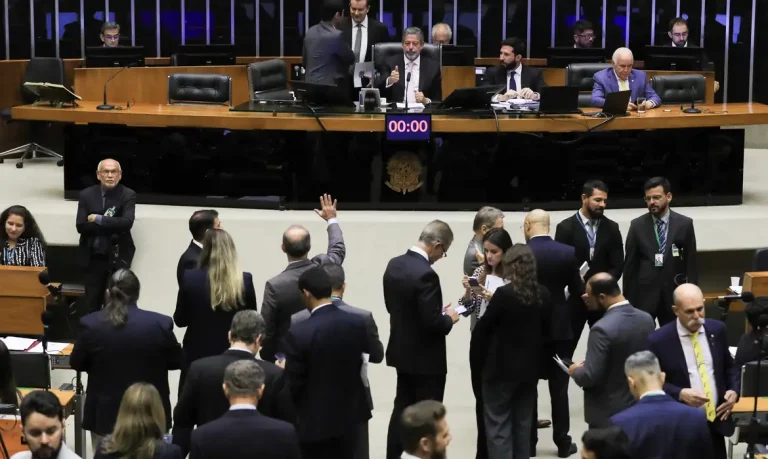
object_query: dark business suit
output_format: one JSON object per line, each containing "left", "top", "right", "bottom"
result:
{"left": 190, "top": 409, "right": 301, "bottom": 459}
{"left": 555, "top": 213, "right": 624, "bottom": 351}
{"left": 611, "top": 394, "right": 713, "bottom": 459}
{"left": 384, "top": 250, "right": 454, "bottom": 459}
{"left": 174, "top": 269, "right": 258, "bottom": 394}
{"left": 69, "top": 304, "right": 181, "bottom": 435}
{"left": 260, "top": 221, "right": 345, "bottom": 362}
{"left": 176, "top": 241, "right": 201, "bottom": 286}
{"left": 95, "top": 440, "right": 182, "bottom": 459}
{"left": 303, "top": 21, "right": 356, "bottom": 87}
{"left": 527, "top": 235, "right": 583, "bottom": 451}
{"left": 375, "top": 53, "right": 442, "bottom": 103}
{"left": 647, "top": 319, "right": 740, "bottom": 459}
{"left": 76, "top": 183, "right": 136, "bottom": 312}
{"left": 624, "top": 210, "right": 698, "bottom": 324}
{"left": 340, "top": 16, "right": 390, "bottom": 63}
{"left": 572, "top": 302, "right": 655, "bottom": 428}
{"left": 172, "top": 348, "right": 290, "bottom": 458}
{"left": 482, "top": 64, "right": 547, "bottom": 93}
{"left": 284, "top": 304, "right": 371, "bottom": 459}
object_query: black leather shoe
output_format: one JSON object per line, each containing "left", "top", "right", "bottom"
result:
{"left": 536, "top": 419, "right": 551, "bottom": 429}
{"left": 557, "top": 442, "right": 577, "bottom": 458}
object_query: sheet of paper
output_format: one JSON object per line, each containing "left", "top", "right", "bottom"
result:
{"left": 353, "top": 62, "right": 375, "bottom": 88}
{"left": 729, "top": 346, "right": 738, "bottom": 358}
{"left": 508, "top": 98, "right": 539, "bottom": 105}
{"left": 553, "top": 355, "right": 571, "bottom": 375}
{"left": 395, "top": 102, "right": 425, "bottom": 110}
{"left": 729, "top": 286, "right": 743, "bottom": 294}
{"left": 0, "top": 336, "right": 37, "bottom": 351}
{"left": 27, "top": 341, "right": 70, "bottom": 354}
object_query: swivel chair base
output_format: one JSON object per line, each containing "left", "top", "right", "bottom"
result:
{"left": 0, "top": 143, "right": 64, "bottom": 168}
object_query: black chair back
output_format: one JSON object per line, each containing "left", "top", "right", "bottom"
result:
{"left": 650, "top": 74, "right": 706, "bottom": 105}
{"left": 167, "top": 73, "right": 232, "bottom": 105}
{"left": 22, "top": 57, "right": 66, "bottom": 104}
{"left": 373, "top": 42, "right": 441, "bottom": 71}
{"left": 565, "top": 63, "right": 611, "bottom": 107}
{"left": 754, "top": 248, "right": 768, "bottom": 271}
{"left": 247, "top": 59, "right": 288, "bottom": 96}
{"left": 11, "top": 352, "right": 50, "bottom": 389}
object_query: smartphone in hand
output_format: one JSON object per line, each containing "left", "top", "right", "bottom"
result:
{"left": 468, "top": 277, "right": 480, "bottom": 287}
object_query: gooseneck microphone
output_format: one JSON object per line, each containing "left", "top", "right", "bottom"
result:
{"left": 682, "top": 84, "right": 702, "bottom": 114}
{"left": 717, "top": 291, "right": 755, "bottom": 302}
{"left": 404, "top": 72, "right": 412, "bottom": 111}
{"left": 97, "top": 62, "right": 138, "bottom": 111}
{"left": 38, "top": 271, "right": 62, "bottom": 300}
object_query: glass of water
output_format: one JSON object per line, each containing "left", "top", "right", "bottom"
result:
{"left": 636, "top": 97, "right": 647, "bottom": 114}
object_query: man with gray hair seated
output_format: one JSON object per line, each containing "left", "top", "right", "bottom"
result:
{"left": 611, "top": 351, "right": 712, "bottom": 459}
{"left": 591, "top": 47, "right": 661, "bottom": 111}
{"left": 375, "top": 27, "right": 442, "bottom": 105}
{"left": 189, "top": 360, "right": 301, "bottom": 459}
{"left": 100, "top": 22, "right": 120, "bottom": 47}
{"left": 431, "top": 22, "right": 452, "bottom": 45}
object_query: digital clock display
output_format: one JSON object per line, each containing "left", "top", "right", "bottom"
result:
{"left": 385, "top": 114, "right": 432, "bottom": 141}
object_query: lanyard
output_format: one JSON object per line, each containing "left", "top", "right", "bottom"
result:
{"left": 653, "top": 220, "right": 664, "bottom": 251}
{"left": 576, "top": 212, "right": 598, "bottom": 248}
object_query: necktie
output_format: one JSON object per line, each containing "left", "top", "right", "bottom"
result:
{"left": 692, "top": 331, "right": 717, "bottom": 422}
{"left": 508, "top": 70, "right": 517, "bottom": 91}
{"left": 586, "top": 220, "right": 596, "bottom": 245}
{"left": 656, "top": 219, "right": 667, "bottom": 254}
{"left": 618, "top": 78, "right": 630, "bottom": 92}
{"left": 353, "top": 24, "right": 363, "bottom": 63}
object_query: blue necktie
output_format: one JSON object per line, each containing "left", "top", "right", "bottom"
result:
{"left": 656, "top": 219, "right": 667, "bottom": 254}
{"left": 508, "top": 71, "right": 517, "bottom": 91}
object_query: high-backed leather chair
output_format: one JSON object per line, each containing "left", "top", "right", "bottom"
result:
{"left": 246, "top": 60, "right": 292, "bottom": 101}
{"left": 754, "top": 248, "right": 768, "bottom": 271}
{"left": 565, "top": 63, "right": 612, "bottom": 107}
{"left": 650, "top": 74, "right": 706, "bottom": 105}
{"left": 167, "top": 73, "right": 232, "bottom": 106}
{"left": 372, "top": 42, "right": 441, "bottom": 71}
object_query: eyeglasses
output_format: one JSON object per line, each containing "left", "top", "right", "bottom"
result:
{"left": 99, "top": 169, "right": 120, "bottom": 176}
{"left": 577, "top": 33, "right": 596, "bottom": 39}
{"left": 643, "top": 195, "right": 665, "bottom": 202}
{"left": 435, "top": 242, "right": 448, "bottom": 258}
{"left": 102, "top": 34, "right": 120, "bottom": 40}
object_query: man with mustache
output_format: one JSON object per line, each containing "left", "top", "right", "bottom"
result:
{"left": 377, "top": 27, "right": 442, "bottom": 105}
{"left": 12, "top": 391, "right": 81, "bottom": 459}
{"left": 484, "top": 37, "right": 546, "bottom": 101}
{"left": 647, "top": 283, "right": 740, "bottom": 459}
{"left": 623, "top": 176, "right": 697, "bottom": 325}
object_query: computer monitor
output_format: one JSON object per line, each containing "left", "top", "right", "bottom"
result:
{"left": 438, "top": 85, "right": 505, "bottom": 110}
{"left": 173, "top": 44, "right": 237, "bottom": 66}
{"left": 289, "top": 80, "right": 353, "bottom": 107}
{"left": 85, "top": 46, "right": 145, "bottom": 68}
{"left": 644, "top": 45, "right": 707, "bottom": 71}
{"left": 440, "top": 45, "right": 475, "bottom": 66}
{"left": 546, "top": 47, "right": 607, "bottom": 68}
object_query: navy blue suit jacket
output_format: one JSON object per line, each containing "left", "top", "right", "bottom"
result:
{"left": 647, "top": 319, "right": 741, "bottom": 436}
{"left": 190, "top": 409, "right": 300, "bottom": 459}
{"left": 70, "top": 305, "right": 182, "bottom": 434}
{"left": 611, "top": 394, "right": 713, "bottom": 459}
{"left": 95, "top": 440, "right": 182, "bottom": 459}
{"left": 284, "top": 303, "right": 371, "bottom": 441}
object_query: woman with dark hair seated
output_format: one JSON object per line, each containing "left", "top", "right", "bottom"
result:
{"left": 0, "top": 340, "right": 22, "bottom": 405}
{"left": 1, "top": 205, "right": 46, "bottom": 267}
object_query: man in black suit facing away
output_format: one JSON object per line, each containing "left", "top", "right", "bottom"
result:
{"left": 384, "top": 220, "right": 460, "bottom": 459}
{"left": 376, "top": 27, "right": 442, "bottom": 105}
{"left": 555, "top": 180, "right": 624, "bottom": 353}
{"left": 173, "top": 310, "right": 290, "bottom": 457}
{"left": 624, "top": 176, "right": 698, "bottom": 325}
{"left": 284, "top": 266, "right": 371, "bottom": 459}
{"left": 524, "top": 209, "right": 581, "bottom": 457}
{"left": 176, "top": 209, "right": 220, "bottom": 286}
{"left": 483, "top": 37, "right": 546, "bottom": 101}
{"left": 189, "top": 360, "right": 301, "bottom": 459}
{"left": 75, "top": 158, "right": 136, "bottom": 313}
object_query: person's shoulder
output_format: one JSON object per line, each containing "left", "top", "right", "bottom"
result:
{"left": 338, "top": 302, "right": 373, "bottom": 319}
{"left": 670, "top": 209, "right": 694, "bottom": 224}
{"left": 600, "top": 215, "right": 620, "bottom": 228}
{"left": 79, "top": 184, "right": 99, "bottom": 197}
{"left": 256, "top": 358, "right": 283, "bottom": 376}
{"left": 594, "top": 67, "right": 611, "bottom": 79}
{"left": 631, "top": 68, "right": 648, "bottom": 79}
{"left": 648, "top": 320, "right": 675, "bottom": 341}
{"left": 629, "top": 212, "right": 650, "bottom": 226}
{"left": 704, "top": 318, "right": 726, "bottom": 333}
{"left": 555, "top": 214, "right": 576, "bottom": 230}
{"left": 137, "top": 308, "right": 174, "bottom": 327}
{"left": 10, "top": 451, "right": 32, "bottom": 459}
{"left": 116, "top": 183, "right": 136, "bottom": 197}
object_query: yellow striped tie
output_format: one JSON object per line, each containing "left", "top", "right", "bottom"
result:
{"left": 618, "top": 79, "right": 630, "bottom": 92}
{"left": 692, "top": 331, "right": 717, "bottom": 422}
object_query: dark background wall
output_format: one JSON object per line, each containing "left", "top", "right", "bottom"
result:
{"left": 0, "top": 0, "right": 762, "bottom": 103}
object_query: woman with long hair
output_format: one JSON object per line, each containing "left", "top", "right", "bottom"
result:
{"left": 173, "top": 228, "right": 257, "bottom": 393}
{"left": 470, "top": 244, "right": 550, "bottom": 459}
{"left": 70, "top": 269, "right": 182, "bottom": 449}
{"left": 95, "top": 383, "right": 182, "bottom": 459}
{"left": 0, "top": 340, "right": 22, "bottom": 405}
{"left": 0, "top": 205, "right": 46, "bottom": 267}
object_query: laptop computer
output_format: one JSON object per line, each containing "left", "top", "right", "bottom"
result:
{"left": 288, "top": 80, "right": 353, "bottom": 107}
{"left": 598, "top": 90, "right": 631, "bottom": 116}
{"left": 438, "top": 85, "right": 506, "bottom": 110}
{"left": 537, "top": 86, "right": 581, "bottom": 114}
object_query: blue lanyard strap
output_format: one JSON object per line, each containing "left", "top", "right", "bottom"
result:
{"left": 576, "top": 212, "right": 598, "bottom": 248}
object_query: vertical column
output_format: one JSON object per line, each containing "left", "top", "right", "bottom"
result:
{"left": 30, "top": 0, "right": 35, "bottom": 57}
{"left": 624, "top": 0, "right": 629, "bottom": 47}
{"left": 181, "top": 0, "right": 186, "bottom": 44}
{"left": 749, "top": 0, "right": 755, "bottom": 102}
{"left": 476, "top": 0, "right": 480, "bottom": 56}
{"left": 305, "top": 0, "right": 309, "bottom": 33}
{"left": 700, "top": 0, "right": 705, "bottom": 46}
{"left": 279, "top": 0, "right": 284, "bottom": 56}
{"left": 723, "top": 0, "right": 730, "bottom": 103}
{"left": 576, "top": 0, "right": 581, "bottom": 19}
{"left": 255, "top": 0, "right": 260, "bottom": 55}
{"left": 231, "top": 0, "right": 234, "bottom": 44}
{"left": 502, "top": 0, "right": 507, "bottom": 42}
{"left": 155, "top": 0, "right": 160, "bottom": 57}
{"left": 403, "top": 0, "right": 407, "bottom": 32}
{"left": 550, "top": 0, "right": 555, "bottom": 47}
{"left": 452, "top": 0, "right": 457, "bottom": 45}
{"left": 105, "top": 0, "right": 110, "bottom": 18}
{"left": 131, "top": 0, "right": 136, "bottom": 45}
{"left": 55, "top": 0, "right": 61, "bottom": 57}
{"left": 651, "top": 0, "right": 656, "bottom": 45}
{"left": 4, "top": 0, "right": 9, "bottom": 59}
{"left": 675, "top": 0, "right": 679, "bottom": 17}
{"left": 527, "top": 0, "right": 532, "bottom": 57}
{"left": 206, "top": 0, "right": 210, "bottom": 44}
{"left": 80, "top": 0, "right": 85, "bottom": 57}
{"left": 601, "top": 0, "right": 606, "bottom": 48}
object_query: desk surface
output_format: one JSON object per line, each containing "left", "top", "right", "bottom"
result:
{"left": 12, "top": 101, "right": 768, "bottom": 133}
{"left": 734, "top": 397, "right": 768, "bottom": 413}
{"left": 18, "top": 388, "right": 75, "bottom": 408}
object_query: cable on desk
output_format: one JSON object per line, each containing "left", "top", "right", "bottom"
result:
{"left": 303, "top": 102, "right": 327, "bottom": 132}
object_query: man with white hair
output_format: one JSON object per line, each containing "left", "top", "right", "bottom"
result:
{"left": 431, "top": 22, "right": 452, "bottom": 45}
{"left": 591, "top": 47, "right": 661, "bottom": 111}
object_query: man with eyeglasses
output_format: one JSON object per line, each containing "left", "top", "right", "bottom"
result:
{"left": 623, "top": 176, "right": 698, "bottom": 325}
{"left": 376, "top": 27, "right": 442, "bottom": 106}
{"left": 573, "top": 20, "right": 595, "bottom": 49}
{"left": 667, "top": 17, "right": 720, "bottom": 92}
{"left": 100, "top": 22, "right": 120, "bottom": 48}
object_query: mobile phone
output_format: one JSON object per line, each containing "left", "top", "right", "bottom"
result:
{"left": 468, "top": 277, "right": 480, "bottom": 287}
{"left": 275, "top": 353, "right": 286, "bottom": 362}
{"left": 162, "top": 434, "right": 173, "bottom": 444}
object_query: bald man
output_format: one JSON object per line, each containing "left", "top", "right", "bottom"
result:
{"left": 76, "top": 158, "right": 136, "bottom": 312}
{"left": 591, "top": 47, "right": 661, "bottom": 110}
{"left": 524, "top": 209, "right": 582, "bottom": 456}
{"left": 259, "top": 194, "right": 346, "bottom": 362}
{"left": 647, "top": 284, "right": 740, "bottom": 459}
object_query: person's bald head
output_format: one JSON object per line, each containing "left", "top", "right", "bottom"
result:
{"left": 673, "top": 283, "right": 706, "bottom": 333}
{"left": 96, "top": 158, "right": 122, "bottom": 189}
{"left": 586, "top": 272, "right": 623, "bottom": 311}
{"left": 282, "top": 225, "right": 311, "bottom": 260}
{"left": 523, "top": 209, "right": 550, "bottom": 241}
{"left": 612, "top": 47, "right": 634, "bottom": 81}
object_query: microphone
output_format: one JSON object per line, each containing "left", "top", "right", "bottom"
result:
{"left": 717, "top": 291, "right": 755, "bottom": 302}
{"left": 405, "top": 72, "right": 412, "bottom": 110}
{"left": 97, "top": 62, "right": 138, "bottom": 111}
{"left": 38, "top": 271, "right": 61, "bottom": 300}
{"left": 682, "top": 84, "right": 702, "bottom": 114}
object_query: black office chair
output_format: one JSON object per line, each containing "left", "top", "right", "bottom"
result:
{"left": 753, "top": 248, "right": 768, "bottom": 271}
{"left": 650, "top": 74, "right": 706, "bottom": 106}
{"left": 372, "top": 42, "right": 442, "bottom": 71}
{"left": 246, "top": 60, "right": 292, "bottom": 101}
{"left": 565, "top": 63, "right": 612, "bottom": 107}
{"left": 167, "top": 73, "right": 233, "bottom": 106}
{"left": 0, "top": 57, "right": 65, "bottom": 168}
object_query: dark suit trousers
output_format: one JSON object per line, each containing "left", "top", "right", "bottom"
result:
{"left": 83, "top": 256, "right": 110, "bottom": 313}
{"left": 471, "top": 355, "right": 489, "bottom": 459}
{"left": 532, "top": 340, "right": 572, "bottom": 449}
{"left": 356, "top": 422, "right": 369, "bottom": 459}
{"left": 649, "top": 288, "right": 677, "bottom": 326}
{"left": 386, "top": 372, "right": 447, "bottom": 459}
{"left": 302, "top": 430, "right": 358, "bottom": 459}
{"left": 709, "top": 422, "right": 727, "bottom": 459}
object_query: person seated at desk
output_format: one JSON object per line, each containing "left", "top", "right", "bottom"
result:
{"left": 0, "top": 340, "right": 22, "bottom": 405}
{"left": 735, "top": 298, "right": 768, "bottom": 365}
{"left": 302, "top": 0, "right": 356, "bottom": 87}
{"left": 573, "top": 20, "right": 596, "bottom": 49}
{"left": 375, "top": 27, "right": 442, "bottom": 105}
{"left": 100, "top": 22, "right": 120, "bottom": 48}
{"left": 667, "top": 17, "right": 720, "bottom": 93}
{"left": 1, "top": 205, "right": 46, "bottom": 267}
{"left": 11, "top": 390, "right": 81, "bottom": 459}
{"left": 431, "top": 22, "right": 452, "bottom": 45}
{"left": 483, "top": 37, "right": 546, "bottom": 101}
{"left": 591, "top": 47, "right": 661, "bottom": 111}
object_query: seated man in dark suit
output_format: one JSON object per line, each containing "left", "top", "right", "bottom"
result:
{"left": 666, "top": 17, "right": 719, "bottom": 92}
{"left": 173, "top": 310, "right": 290, "bottom": 457}
{"left": 176, "top": 209, "right": 220, "bottom": 286}
{"left": 483, "top": 37, "right": 546, "bottom": 101}
{"left": 284, "top": 266, "right": 371, "bottom": 459}
{"left": 375, "top": 27, "right": 442, "bottom": 105}
{"left": 189, "top": 360, "right": 301, "bottom": 459}
{"left": 611, "top": 351, "right": 713, "bottom": 459}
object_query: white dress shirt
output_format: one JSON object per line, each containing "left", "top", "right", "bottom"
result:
{"left": 229, "top": 403, "right": 257, "bottom": 411}
{"left": 310, "top": 302, "right": 333, "bottom": 315}
{"left": 676, "top": 319, "right": 719, "bottom": 411}
{"left": 404, "top": 55, "right": 421, "bottom": 104}
{"left": 409, "top": 245, "right": 429, "bottom": 262}
{"left": 640, "top": 389, "right": 667, "bottom": 399}
{"left": 607, "top": 299, "right": 630, "bottom": 311}
{"left": 401, "top": 453, "right": 421, "bottom": 459}
{"left": 192, "top": 239, "right": 203, "bottom": 249}
{"left": 351, "top": 16, "right": 369, "bottom": 63}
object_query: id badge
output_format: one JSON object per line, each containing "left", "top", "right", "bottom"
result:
{"left": 654, "top": 253, "right": 664, "bottom": 267}
{"left": 589, "top": 247, "right": 595, "bottom": 260}
{"left": 672, "top": 244, "right": 680, "bottom": 257}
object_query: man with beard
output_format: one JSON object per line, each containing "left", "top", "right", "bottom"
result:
{"left": 376, "top": 27, "right": 442, "bottom": 105}
{"left": 623, "top": 177, "right": 698, "bottom": 325}
{"left": 555, "top": 180, "right": 624, "bottom": 354}
{"left": 483, "top": 37, "right": 546, "bottom": 101}
{"left": 647, "top": 284, "right": 740, "bottom": 459}
{"left": 666, "top": 17, "right": 719, "bottom": 93}
{"left": 572, "top": 20, "right": 595, "bottom": 49}
{"left": 12, "top": 391, "right": 81, "bottom": 459}
{"left": 400, "top": 400, "right": 452, "bottom": 459}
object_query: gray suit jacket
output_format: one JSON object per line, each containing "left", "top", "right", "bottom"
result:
{"left": 291, "top": 298, "right": 384, "bottom": 410}
{"left": 302, "top": 21, "right": 356, "bottom": 87}
{"left": 260, "top": 222, "right": 346, "bottom": 362}
{"left": 572, "top": 302, "right": 655, "bottom": 426}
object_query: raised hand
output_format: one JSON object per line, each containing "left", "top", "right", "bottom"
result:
{"left": 313, "top": 194, "right": 338, "bottom": 221}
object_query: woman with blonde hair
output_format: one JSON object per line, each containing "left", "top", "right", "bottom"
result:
{"left": 95, "top": 383, "right": 182, "bottom": 459}
{"left": 174, "top": 228, "right": 257, "bottom": 393}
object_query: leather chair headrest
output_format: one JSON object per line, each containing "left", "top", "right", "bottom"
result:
{"left": 168, "top": 73, "right": 232, "bottom": 105}
{"left": 650, "top": 74, "right": 706, "bottom": 105}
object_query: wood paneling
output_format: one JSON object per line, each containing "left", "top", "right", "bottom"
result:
{"left": 442, "top": 66, "right": 476, "bottom": 100}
